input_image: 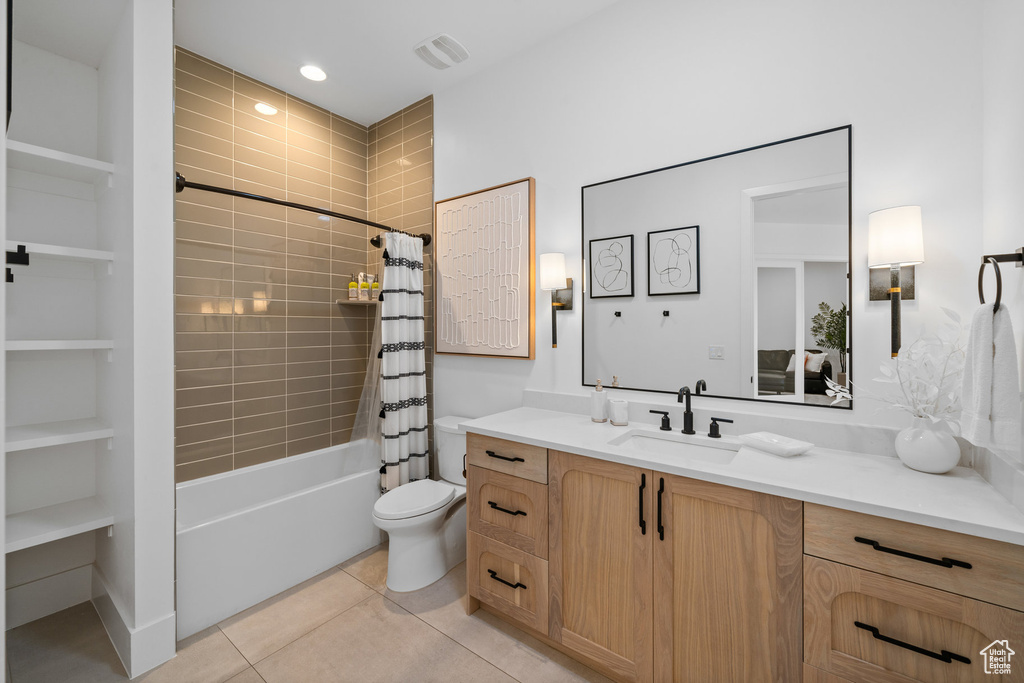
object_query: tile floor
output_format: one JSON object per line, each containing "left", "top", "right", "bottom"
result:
{"left": 6, "top": 544, "right": 612, "bottom": 683}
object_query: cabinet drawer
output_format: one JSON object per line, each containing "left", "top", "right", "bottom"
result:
{"left": 805, "top": 503, "right": 1024, "bottom": 611}
{"left": 466, "top": 432, "right": 547, "bottom": 484}
{"left": 467, "top": 532, "right": 548, "bottom": 633}
{"left": 467, "top": 465, "right": 548, "bottom": 558}
{"left": 805, "top": 555, "right": 1024, "bottom": 682}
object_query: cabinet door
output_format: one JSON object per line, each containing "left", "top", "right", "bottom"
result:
{"left": 805, "top": 555, "right": 1024, "bottom": 683}
{"left": 653, "top": 474, "right": 803, "bottom": 683}
{"left": 549, "top": 450, "right": 653, "bottom": 683}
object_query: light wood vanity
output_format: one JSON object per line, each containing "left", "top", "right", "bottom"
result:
{"left": 464, "top": 429, "right": 1024, "bottom": 683}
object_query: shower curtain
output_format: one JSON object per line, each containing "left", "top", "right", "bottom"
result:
{"left": 353, "top": 233, "right": 428, "bottom": 493}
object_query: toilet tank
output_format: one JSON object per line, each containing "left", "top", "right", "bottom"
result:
{"left": 435, "top": 416, "right": 471, "bottom": 486}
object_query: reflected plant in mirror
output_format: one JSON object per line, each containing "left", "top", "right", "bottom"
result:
{"left": 582, "top": 126, "right": 851, "bottom": 408}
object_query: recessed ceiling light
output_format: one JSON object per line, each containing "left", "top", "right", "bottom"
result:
{"left": 254, "top": 102, "right": 278, "bottom": 116}
{"left": 300, "top": 65, "right": 327, "bottom": 81}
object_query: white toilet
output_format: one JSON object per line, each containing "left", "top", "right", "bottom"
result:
{"left": 372, "top": 416, "right": 470, "bottom": 592}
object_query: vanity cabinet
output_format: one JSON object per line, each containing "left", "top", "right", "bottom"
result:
{"left": 804, "top": 504, "right": 1024, "bottom": 682}
{"left": 547, "top": 449, "right": 802, "bottom": 683}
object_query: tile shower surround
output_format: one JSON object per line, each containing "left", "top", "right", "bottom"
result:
{"left": 174, "top": 48, "right": 433, "bottom": 482}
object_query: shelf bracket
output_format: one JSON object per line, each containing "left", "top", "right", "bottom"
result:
{"left": 107, "top": 437, "right": 113, "bottom": 451}
{"left": 106, "top": 349, "right": 113, "bottom": 363}
{"left": 107, "top": 525, "right": 113, "bottom": 538}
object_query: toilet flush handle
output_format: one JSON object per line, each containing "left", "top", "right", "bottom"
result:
{"left": 462, "top": 453, "right": 467, "bottom": 479}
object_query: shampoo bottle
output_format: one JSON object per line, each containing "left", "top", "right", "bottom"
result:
{"left": 591, "top": 379, "right": 608, "bottom": 423}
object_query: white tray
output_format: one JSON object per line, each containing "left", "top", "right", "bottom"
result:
{"left": 738, "top": 431, "right": 814, "bottom": 457}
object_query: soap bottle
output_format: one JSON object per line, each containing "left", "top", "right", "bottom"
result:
{"left": 358, "top": 273, "right": 370, "bottom": 301}
{"left": 370, "top": 275, "right": 380, "bottom": 300}
{"left": 591, "top": 379, "right": 608, "bottom": 423}
{"left": 348, "top": 277, "right": 358, "bottom": 300}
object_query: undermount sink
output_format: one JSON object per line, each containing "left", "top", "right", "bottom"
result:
{"left": 608, "top": 429, "right": 740, "bottom": 464}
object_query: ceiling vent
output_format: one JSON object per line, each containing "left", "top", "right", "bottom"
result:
{"left": 414, "top": 34, "right": 470, "bottom": 70}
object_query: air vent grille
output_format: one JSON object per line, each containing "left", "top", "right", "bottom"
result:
{"left": 414, "top": 33, "right": 470, "bottom": 70}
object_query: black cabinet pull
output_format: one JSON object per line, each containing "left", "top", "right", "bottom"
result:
{"left": 487, "top": 569, "right": 526, "bottom": 590}
{"left": 657, "top": 478, "right": 665, "bottom": 541}
{"left": 486, "top": 450, "right": 524, "bottom": 463}
{"left": 854, "top": 621, "right": 971, "bottom": 664}
{"left": 488, "top": 501, "right": 526, "bottom": 517}
{"left": 638, "top": 473, "right": 647, "bottom": 535}
{"left": 854, "top": 537, "right": 972, "bottom": 569}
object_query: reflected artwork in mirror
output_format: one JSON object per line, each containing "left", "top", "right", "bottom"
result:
{"left": 582, "top": 126, "right": 851, "bottom": 409}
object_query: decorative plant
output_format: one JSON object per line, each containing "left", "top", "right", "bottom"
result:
{"left": 824, "top": 308, "right": 965, "bottom": 428}
{"left": 810, "top": 302, "right": 848, "bottom": 373}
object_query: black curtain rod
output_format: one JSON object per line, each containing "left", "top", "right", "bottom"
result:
{"left": 174, "top": 172, "right": 431, "bottom": 248}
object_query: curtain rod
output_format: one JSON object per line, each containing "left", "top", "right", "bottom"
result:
{"left": 174, "top": 172, "right": 431, "bottom": 248}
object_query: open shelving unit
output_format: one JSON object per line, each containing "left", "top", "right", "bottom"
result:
{"left": 2, "top": 1, "right": 175, "bottom": 673}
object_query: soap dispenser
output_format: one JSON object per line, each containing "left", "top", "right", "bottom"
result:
{"left": 591, "top": 379, "right": 608, "bottom": 423}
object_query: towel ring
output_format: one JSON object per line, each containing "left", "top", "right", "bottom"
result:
{"left": 978, "top": 256, "right": 1002, "bottom": 313}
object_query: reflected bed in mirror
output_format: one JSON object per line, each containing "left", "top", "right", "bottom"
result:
{"left": 582, "top": 126, "right": 851, "bottom": 409}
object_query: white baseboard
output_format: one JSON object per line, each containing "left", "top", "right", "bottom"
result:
{"left": 92, "top": 569, "right": 176, "bottom": 678}
{"left": 5, "top": 564, "right": 92, "bottom": 629}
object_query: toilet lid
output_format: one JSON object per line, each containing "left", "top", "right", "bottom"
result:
{"left": 373, "top": 479, "right": 455, "bottom": 520}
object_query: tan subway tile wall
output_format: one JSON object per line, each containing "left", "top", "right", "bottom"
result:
{"left": 174, "top": 48, "right": 433, "bottom": 482}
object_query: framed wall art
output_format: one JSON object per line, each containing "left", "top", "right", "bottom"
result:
{"left": 435, "top": 178, "right": 535, "bottom": 359}
{"left": 648, "top": 225, "right": 700, "bottom": 296}
{"left": 589, "top": 234, "right": 634, "bottom": 298}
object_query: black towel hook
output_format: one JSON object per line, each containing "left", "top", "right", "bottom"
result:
{"left": 978, "top": 257, "right": 1002, "bottom": 313}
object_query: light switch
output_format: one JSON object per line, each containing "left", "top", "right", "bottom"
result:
{"left": 709, "top": 345, "right": 724, "bottom": 360}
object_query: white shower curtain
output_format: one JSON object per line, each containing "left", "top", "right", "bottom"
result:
{"left": 375, "top": 232, "right": 428, "bottom": 492}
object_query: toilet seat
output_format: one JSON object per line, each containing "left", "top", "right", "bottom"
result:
{"left": 373, "top": 479, "right": 455, "bottom": 520}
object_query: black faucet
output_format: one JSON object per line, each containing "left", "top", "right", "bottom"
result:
{"left": 676, "top": 387, "right": 696, "bottom": 435}
{"left": 695, "top": 379, "right": 707, "bottom": 395}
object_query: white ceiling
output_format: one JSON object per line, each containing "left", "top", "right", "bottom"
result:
{"left": 174, "top": 0, "right": 621, "bottom": 126}
{"left": 754, "top": 186, "right": 850, "bottom": 226}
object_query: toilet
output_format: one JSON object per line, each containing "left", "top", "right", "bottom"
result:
{"left": 372, "top": 416, "right": 470, "bottom": 592}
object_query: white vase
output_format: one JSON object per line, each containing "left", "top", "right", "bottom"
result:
{"left": 894, "top": 417, "right": 961, "bottom": 474}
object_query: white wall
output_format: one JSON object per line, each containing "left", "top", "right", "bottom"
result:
{"left": 434, "top": 0, "right": 984, "bottom": 428}
{"left": 982, "top": 0, "right": 1024, "bottom": 462}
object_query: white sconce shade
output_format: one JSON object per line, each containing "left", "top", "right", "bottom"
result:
{"left": 539, "top": 252, "right": 567, "bottom": 291}
{"left": 867, "top": 206, "right": 925, "bottom": 267}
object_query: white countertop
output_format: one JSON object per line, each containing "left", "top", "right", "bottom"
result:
{"left": 463, "top": 407, "right": 1024, "bottom": 547}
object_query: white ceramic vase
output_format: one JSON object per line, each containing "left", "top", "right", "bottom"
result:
{"left": 894, "top": 417, "right": 960, "bottom": 474}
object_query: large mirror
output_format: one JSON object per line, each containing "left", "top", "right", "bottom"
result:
{"left": 582, "top": 127, "right": 851, "bottom": 408}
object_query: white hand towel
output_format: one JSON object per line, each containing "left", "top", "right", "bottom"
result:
{"left": 961, "top": 304, "right": 1021, "bottom": 451}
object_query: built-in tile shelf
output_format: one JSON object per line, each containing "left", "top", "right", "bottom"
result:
{"left": 335, "top": 299, "right": 379, "bottom": 306}
{"left": 6, "top": 418, "right": 113, "bottom": 453}
{"left": 6, "top": 140, "right": 115, "bottom": 184}
{"left": 5, "top": 241, "right": 115, "bottom": 264}
{"left": 5, "top": 496, "right": 114, "bottom": 553}
{"left": 6, "top": 339, "right": 115, "bottom": 351}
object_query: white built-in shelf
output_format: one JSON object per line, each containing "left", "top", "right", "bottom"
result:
{"left": 6, "top": 496, "right": 114, "bottom": 553}
{"left": 6, "top": 418, "right": 113, "bottom": 452}
{"left": 6, "top": 339, "right": 115, "bottom": 351}
{"left": 335, "top": 299, "right": 379, "bottom": 305}
{"left": 5, "top": 241, "right": 115, "bottom": 264}
{"left": 6, "top": 140, "right": 115, "bottom": 184}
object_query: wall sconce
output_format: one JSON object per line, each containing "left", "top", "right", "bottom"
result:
{"left": 539, "top": 252, "right": 574, "bottom": 348}
{"left": 868, "top": 206, "right": 924, "bottom": 357}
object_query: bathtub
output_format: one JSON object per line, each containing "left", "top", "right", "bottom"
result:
{"left": 175, "top": 440, "right": 381, "bottom": 640}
